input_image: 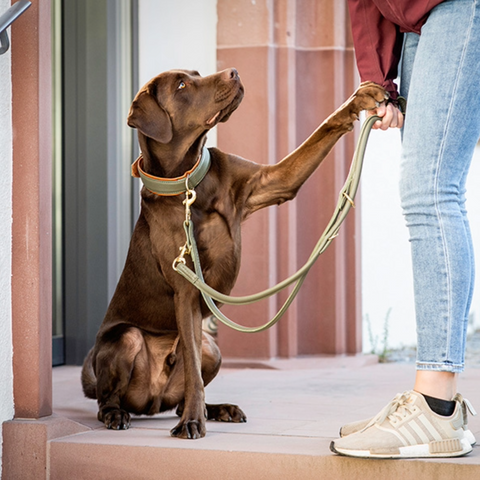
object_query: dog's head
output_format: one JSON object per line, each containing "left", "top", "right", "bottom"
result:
{"left": 127, "top": 68, "right": 244, "bottom": 144}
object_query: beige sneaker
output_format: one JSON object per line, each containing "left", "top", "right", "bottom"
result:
{"left": 339, "top": 392, "right": 477, "bottom": 446}
{"left": 331, "top": 391, "right": 473, "bottom": 459}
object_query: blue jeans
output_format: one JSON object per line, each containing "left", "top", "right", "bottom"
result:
{"left": 399, "top": 0, "right": 480, "bottom": 373}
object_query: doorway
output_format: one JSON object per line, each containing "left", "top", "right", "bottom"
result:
{"left": 52, "top": 0, "right": 139, "bottom": 365}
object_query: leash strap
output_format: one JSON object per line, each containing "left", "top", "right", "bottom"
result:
{"left": 173, "top": 115, "right": 379, "bottom": 332}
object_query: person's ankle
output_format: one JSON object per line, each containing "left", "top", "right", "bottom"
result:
{"left": 414, "top": 370, "right": 458, "bottom": 400}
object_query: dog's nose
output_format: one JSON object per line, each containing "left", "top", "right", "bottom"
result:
{"left": 222, "top": 68, "right": 239, "bottom": 81}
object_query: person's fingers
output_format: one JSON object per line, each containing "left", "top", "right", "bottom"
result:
{"left": 367, "top": 103, "right": 403, "bottom": 130}
{"left": 367, "top": 103, "right": 384, "bottom": 129}
{"left": 379, "top": 104, "right": 394, "bottom": 130}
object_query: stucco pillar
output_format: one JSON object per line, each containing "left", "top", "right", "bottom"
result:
{"left": 293, "top": 0, "right": 361, "bottom": 355}
{"left": 216, "top": 0, "right": 279, "bottom": 360}
{"left": 11, "top": 0, "right": 53, "bottom": 418}
{"left": 216, "top": 0, "right": 361, "bottom": 359}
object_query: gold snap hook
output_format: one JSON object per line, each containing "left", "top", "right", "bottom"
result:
{"left": 183, "top": 189, "right": 197, "bottom": 208}
{"left": 172, "top": 243, "right": 190, "bottom": 271}
{"left": 183, "top": 175, "right": 197, "bottom": 223}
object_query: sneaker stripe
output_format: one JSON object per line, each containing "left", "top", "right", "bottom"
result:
{"left": 378, "top": 423, "right": 410, "bottom": 446}
{"left": 409, "top": 418, "right": 431, "bottom": 444}
{"left": 418, "top": 414, "right": 443, "bottom": 442}
{"left": 398, "top": 425, "right": 418, "bottom": 445}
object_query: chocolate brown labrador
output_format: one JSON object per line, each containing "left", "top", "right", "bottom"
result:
{"left": 81, "top": 68, "right": 387, "bottom": 439}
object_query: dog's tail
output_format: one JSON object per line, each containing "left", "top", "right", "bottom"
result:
{"left": 81, "top": 348, "right": 97, "bottom": 399}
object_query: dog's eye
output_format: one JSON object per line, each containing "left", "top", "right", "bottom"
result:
{"left": 178, "top": 81, "right": 186, "bottom": 90}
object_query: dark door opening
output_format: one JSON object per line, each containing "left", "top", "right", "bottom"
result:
{"left": 52, "top": 0, "right": 139, "bottom": 366}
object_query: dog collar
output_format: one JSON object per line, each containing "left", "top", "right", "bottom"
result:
{"left": 131, "top": 147, "right": 211, "bottom": 196}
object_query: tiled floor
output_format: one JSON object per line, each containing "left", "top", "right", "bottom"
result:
{"left": 53, "top": 355, "right": 381, "bottom": 438}
{"left": 51, "top": 357, "right": 480, "bottom": 479}
{"left": 52, "top": 357, "right": 480, "bottom": 452}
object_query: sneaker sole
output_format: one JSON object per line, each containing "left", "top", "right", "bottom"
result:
{"left": 330, "top": 437, "right": 473, "bottom": 459}
{"left": 464, "top": 429, "right": 476, "bottom": 446}
{"left": 341, "top": 427, "right": 477, "bottom": 447}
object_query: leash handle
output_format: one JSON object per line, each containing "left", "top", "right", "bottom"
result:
{"left": 174, "top": 115, "right": 380, "bottom": 332}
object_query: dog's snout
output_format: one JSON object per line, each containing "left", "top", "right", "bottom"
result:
{"left": 222, "top": 68, "right": 239, "bottom": 81}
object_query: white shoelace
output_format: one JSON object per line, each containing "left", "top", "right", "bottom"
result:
{"left": 363, "top": 391, "right": 414, "bottom": 430}
{"left": 363, "top": 391, "right": 477, "bottom": 433}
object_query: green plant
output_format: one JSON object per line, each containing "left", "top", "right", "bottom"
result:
{"left": 365, "top": 307, "right": 392, "bottom": 362}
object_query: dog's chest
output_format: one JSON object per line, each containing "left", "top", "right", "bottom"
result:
{"left": 145, "top": 192, "right": 243, "bottom": 295}
{"left": 194, "top": 212, "right": 242, "bottom": 294}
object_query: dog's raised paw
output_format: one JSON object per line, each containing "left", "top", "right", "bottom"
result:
{"left": 351, "top": 82, "right": 389, "bottom": 114}
{"left": 206, "top": 403, "right": 247, "bottom": 423}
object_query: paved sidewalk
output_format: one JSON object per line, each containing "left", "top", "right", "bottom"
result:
{"left": 51, "top": 356, "right": 480, "bottom": 479}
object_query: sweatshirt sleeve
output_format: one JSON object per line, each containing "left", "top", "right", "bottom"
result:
{"left": 347, "top": 0, "right": 404, "bottom": 100}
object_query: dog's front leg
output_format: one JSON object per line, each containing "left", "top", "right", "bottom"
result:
{"left": 243, "top": 82, "right": 389, "bottom": 215}
{"left": 170, "top": 292, "right": 207, "bottom": 439}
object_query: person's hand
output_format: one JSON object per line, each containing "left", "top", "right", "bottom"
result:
{"left": 367, "top": 102, "right": 404, "bottom": 130}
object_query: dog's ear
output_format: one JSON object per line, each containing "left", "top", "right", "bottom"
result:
{"left": 127, "top": 91, "right": 173, "bottom": 144}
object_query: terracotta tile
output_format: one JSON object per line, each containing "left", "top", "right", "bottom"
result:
{"left": 36, "top": 364, "right": 479, "bottom": 479}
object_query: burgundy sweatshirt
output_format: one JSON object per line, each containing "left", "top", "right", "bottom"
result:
{"left": 347, "top": 0, "right": 445, "bottom": 99}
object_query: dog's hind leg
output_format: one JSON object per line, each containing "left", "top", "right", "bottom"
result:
{"left": 206, "top": 403, "right": 247, "bottom": 422}
{"left": 202, "top": 333, "right": 247, "bottom": 423}
{"left": 176, "top": 402, "right": 247, "bottom": 423}
{"left": 95, "top": 326, "right": 145, "bottom": 430}
{"left": 81, "top": 347, "right": 97, "bottom": 399}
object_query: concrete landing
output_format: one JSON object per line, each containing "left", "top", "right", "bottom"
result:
{"left": 46, "top": 358, "right": 480, "bottom": 479}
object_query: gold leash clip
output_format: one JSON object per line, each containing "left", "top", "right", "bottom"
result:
{"left": 172, "top": 243, "right": 190, "bottom": 271}
{"left": 174, "top": 176, "right": 197, "bottom": 271}
{"left": 183, "top": 175, "right": 197, "bottom": 223}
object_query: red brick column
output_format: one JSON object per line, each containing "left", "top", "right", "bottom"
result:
{"left": 216, "top": 0, "right": 361, "bottom": 359}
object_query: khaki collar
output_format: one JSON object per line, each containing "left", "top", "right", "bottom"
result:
{"left": 131, "top": 147, "right": 211, "bottom": 196}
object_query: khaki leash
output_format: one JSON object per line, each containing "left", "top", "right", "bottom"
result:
{"left": 170, "top": 115, "right": 380, "bottom": 333}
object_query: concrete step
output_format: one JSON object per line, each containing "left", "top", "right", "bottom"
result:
{"left": 47, "top": 361, "right": 480, "bottom": 480}
{"left": 48, "top": 424, "right": 480, "bottom": 480}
